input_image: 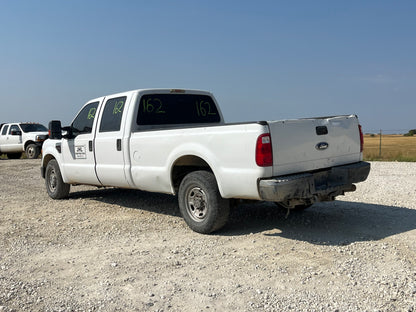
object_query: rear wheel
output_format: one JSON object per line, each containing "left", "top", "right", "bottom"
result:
{"left": 45, "top": 159, "right": 70, "bottom": 199}
{"left": 178, "top": 171, "right": 230, "bottom": 234}
{"left": 26, "top": 144, "right": 40, "bottom": 159}
{"left": 7, "top": 153, "right": 22, "bottom": 159}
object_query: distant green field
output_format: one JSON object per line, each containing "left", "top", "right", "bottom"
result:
{"left": 364, "top": 135, "right": 416, "bottom": 162}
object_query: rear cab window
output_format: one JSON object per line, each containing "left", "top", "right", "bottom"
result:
{"left": 136, "top": 94, "right": 221, "bottom": 126}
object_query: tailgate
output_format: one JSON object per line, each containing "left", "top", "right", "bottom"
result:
{"left": 268, "top": 115, "right": 362, "bottom": 176}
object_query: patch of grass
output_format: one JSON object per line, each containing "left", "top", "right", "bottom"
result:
{"left": 363, "top": 135, "right": 416, "bottom": 162}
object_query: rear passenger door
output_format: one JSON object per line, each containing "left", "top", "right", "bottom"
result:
{"left": 94, "top": 93, "right": 131, "bottom": 187}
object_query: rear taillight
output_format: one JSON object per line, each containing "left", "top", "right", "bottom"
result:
{"left": 256, "top": 133, "right": 273, "bottom": 167}
{"left": 358, "top": 125, "right": 364, "bottom": 153}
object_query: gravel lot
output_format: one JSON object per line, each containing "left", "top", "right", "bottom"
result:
{"left": 1, "top": 160, "right": 416, "bottom": 311}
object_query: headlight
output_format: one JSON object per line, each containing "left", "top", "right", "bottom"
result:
{"left": 36, "top": 135, "right": 48, "bottom": 142}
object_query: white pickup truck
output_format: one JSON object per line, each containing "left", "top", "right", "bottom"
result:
{"left": 0, "top": 122, "right": 49, "bottom": 159}
{"left": 41, "top": 88, "right": 370, "bottom": 233}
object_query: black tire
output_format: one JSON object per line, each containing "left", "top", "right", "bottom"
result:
{"left": 25, "top": 144, "right": 40, "bottom": 159}
{"left": 178, "top": 171, "right": 230, "bottom": 234}
{"left": 7, "top": 153, "right": 22, "bottom": 159}
{"left": 45, "top": 159, "right": 70, "bottom": 199}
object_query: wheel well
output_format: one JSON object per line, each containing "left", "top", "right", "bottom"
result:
{"left": 41, "top": 154, "right": 56, "bottom": 178}
{"left": 24, "top": 141, "right": 35, "bottom": 149}
{"left": 171, "top": 155, "right": 212, "bottom": 193}
{"left": 43, "top": 154, "right": 55, "bottom": 166}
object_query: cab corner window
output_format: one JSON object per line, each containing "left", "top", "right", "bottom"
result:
{"left": 71, "top": 102, "right": 99, "bottom": 136}
{"left": 1, "top": 125, "right": 9, "bottom": 135}
{"left": 99, "top": 96, "right": 126, "bottom": 132}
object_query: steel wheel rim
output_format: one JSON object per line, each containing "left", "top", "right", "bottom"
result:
{"left": 27, "top": 146, "right": 35, "bottom": 158}
{"left": 48, "top": 169, "right": 57, "bottom": 192}
{"left": 186, "top": 186, "right": 208, "bottom": 222}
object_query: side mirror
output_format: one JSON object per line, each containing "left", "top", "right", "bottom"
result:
{"left": 48, "top": 120, "right": 62, "bottom": 139}
{"left": 11, "top": 130, "right": 22, "bottom": 136}
{"left": 62, "top": 126, "right": 73, "bottom": 139}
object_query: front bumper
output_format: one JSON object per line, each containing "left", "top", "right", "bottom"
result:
{"left": 258, "top": 161, "right": 370, "bottom": 206}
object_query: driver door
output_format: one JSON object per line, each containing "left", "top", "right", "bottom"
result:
{"left": 61, "top": 99, "right": 104, "bottom": 185}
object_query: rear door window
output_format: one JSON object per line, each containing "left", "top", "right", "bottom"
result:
{"left": 99, "top": 96, "right": 126, "bottom": 132}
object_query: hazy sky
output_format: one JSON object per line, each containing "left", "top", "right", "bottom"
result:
{"left": 1, "top": 0, "right": 415, "bottom": 133}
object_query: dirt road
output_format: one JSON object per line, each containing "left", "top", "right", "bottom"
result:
{"left": 1, "top": 160, "right": 416, "bottom": 311}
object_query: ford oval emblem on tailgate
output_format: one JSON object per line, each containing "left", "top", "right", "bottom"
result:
{"left": 316, "top": 142, "right": 329, "bottom": 150}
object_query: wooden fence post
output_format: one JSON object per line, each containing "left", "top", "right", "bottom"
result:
{"left": 379, "top": 129, "right": 382, "bottom": 158}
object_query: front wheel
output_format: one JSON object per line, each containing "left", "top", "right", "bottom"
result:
{"left": 26, "top": 144, "right": 40, "bottom": 159}
{"left": 178, "top": 171, "right": 230, "bottom": 234}
{"left": 45, "top": 159, "right": 70, "bottom": 199}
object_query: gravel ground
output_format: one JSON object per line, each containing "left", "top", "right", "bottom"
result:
{"left": 0, "top": 160, "right": 416, "bottom": 312}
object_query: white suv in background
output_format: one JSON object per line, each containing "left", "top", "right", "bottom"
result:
{"left": 0, "top": 122, "right": 48, "bottom": 159}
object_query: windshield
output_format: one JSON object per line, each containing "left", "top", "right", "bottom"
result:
{"left": 20, "top": 123, "right": 48, "bottom": 132}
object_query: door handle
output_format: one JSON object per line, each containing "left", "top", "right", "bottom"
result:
{"left": 116, "top": 139, "right": 122, "bottom": 151}
{"left": 88, "top": 140, "right": 93, "bottom": 152}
